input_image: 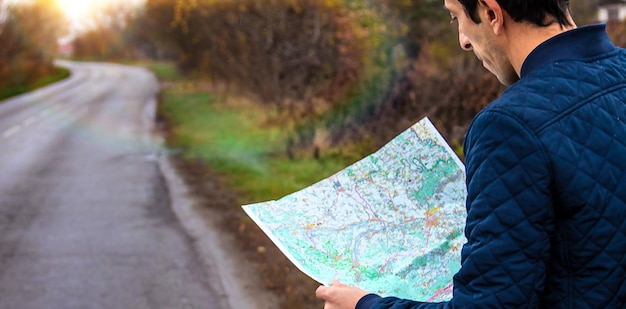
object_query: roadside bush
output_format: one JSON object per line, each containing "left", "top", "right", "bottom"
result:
{"left": 0, "top": 0, "right": 65, "bottom": 96}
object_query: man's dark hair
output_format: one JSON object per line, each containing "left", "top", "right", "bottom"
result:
{"left": 458, "top": 0, "right": 572, "bottom": 27}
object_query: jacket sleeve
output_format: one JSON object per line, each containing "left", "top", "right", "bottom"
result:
{"left": 357, "top": 110, "right": 555, "bottom": 309}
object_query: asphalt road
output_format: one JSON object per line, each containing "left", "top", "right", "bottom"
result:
{"left": 0, "top": 61, "right": 231, "bottom": 309}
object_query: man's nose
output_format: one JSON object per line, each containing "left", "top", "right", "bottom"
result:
{"left": 459, "top": 32, "right": 472, "bottom": 51}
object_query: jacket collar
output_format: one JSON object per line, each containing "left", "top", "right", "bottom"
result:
{"left": 520, "top": 24, "right": 618, "bottom": 78}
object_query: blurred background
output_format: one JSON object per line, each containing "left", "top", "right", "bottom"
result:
{"left": 1, "top": 0, "right": 625, "bottom": 308}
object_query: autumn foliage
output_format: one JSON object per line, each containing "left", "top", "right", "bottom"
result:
{"left": 71, "top": 0, "right": 600, "bottom": 158}
{"left": 0, "top": 0, "right": 65, "bottom": 96}
{"left": 610, "top": 18, "right": 626, "bottom": 47}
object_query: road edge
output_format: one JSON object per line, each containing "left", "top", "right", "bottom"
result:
{"left": 159, "top": 153, "right": 270, "bottom": 309}
{"left": 145, "top": 69, "right": 279, "bottom": 309}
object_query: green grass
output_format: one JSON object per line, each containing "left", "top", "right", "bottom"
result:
{"left": 159, "top": 84, "right": 351, "bottom": 204}
{"left": 113, "top": 60, "right": 183, "bottom": 81}
{"left": 141, "top": 62, "right": 182, "bottom": 81}
{"left": 0, "top": 67, "right": 71, "bottom": 101}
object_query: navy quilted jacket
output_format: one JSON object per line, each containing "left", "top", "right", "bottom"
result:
{"left": 357, "top": 24, "right": 626, "bottom": 308}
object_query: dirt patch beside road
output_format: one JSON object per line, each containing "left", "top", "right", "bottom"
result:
{"left": 169, "top": 157, "right": 325, "bottom": 309}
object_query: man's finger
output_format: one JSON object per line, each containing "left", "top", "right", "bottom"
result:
{"left": 315, "top": 284, "right": 330, "bottom": 300}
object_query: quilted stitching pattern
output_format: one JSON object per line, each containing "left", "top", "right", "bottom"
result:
{"left": 456, "top": 49, "right": 626, "bottom": 308}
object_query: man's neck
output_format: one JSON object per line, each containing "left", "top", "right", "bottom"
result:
{"left": 505, "top": 21, "right": 577, "bottom": 77}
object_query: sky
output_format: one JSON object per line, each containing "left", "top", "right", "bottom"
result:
{"left": 5, "top": 0, "right": 146, "bottom": 41}
{"left": 5, "top": 0, "right": 145, "bottom": 26}
{"left": 55, "top": 0, "right": 145, "bottom": 23}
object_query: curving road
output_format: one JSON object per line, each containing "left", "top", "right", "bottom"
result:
{"left": 0, "top": 61, "right": 230, "bottom": 309}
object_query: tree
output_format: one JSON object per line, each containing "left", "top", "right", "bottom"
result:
{"left": 610, "top": 18, "right": 626, "bottom": 47}
{"left": 570, "top": 0, "right": 600, "bottom": 25}
{"left": 0, "top": 0, "right": 66, "bottom": 90}
{"left": 71, "top": 1, "right": 143, "bottom": 60}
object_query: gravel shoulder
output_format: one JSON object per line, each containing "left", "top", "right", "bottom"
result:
{"left": 159, "top": 155, "right": 282, "bottom": 309}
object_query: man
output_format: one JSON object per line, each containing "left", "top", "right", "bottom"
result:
{"left": 316, "top": 0, "right": 626, "bottom": 308}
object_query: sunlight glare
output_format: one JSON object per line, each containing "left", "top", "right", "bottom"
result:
{"left": 55, "top": 0, "right": 94, "bottom": 22}
{"left": 7, "top": 0, "right": 145, "bottom": 26}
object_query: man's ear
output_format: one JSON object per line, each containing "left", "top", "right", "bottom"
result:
{"left": 478, "top": 0, "right": 505, "bottom": 34}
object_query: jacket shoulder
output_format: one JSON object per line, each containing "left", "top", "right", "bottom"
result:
{"left": 484, "top": 49, "right": 626, "bottom": 133}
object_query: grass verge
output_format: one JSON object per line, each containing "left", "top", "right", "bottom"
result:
{"left": 0, "top": 67, "right": 71, "bottom": 101}
{"left": 159, "top": 84, "right": 350, "bottom": 203}
{"left": 152, "top": 62, "right": 355, "bottom": 308}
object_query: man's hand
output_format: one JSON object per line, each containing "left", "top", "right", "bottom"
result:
{"left": 315, "top": 280, "right": 369, "bottom": 309}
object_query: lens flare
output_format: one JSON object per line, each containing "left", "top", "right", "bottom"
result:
{"left": 55, "top": 0, "right": 93, "bottom": 22}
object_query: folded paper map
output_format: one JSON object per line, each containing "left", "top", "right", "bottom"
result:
{"left": 242, "top": 117, "right": 467, "bottom": 302}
